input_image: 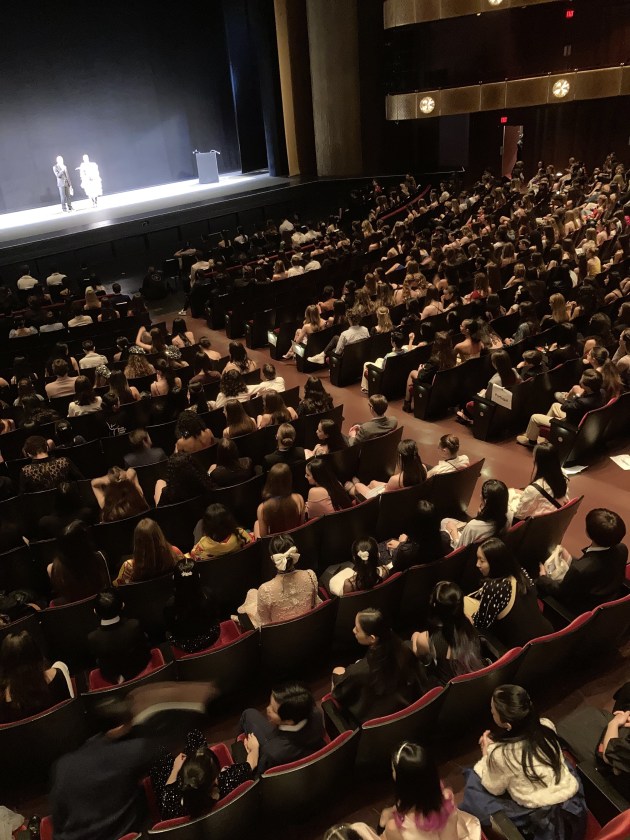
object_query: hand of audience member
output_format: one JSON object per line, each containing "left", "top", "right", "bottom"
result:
{"left": 348, "top": 424, "right": 360, "bottom": 436}
{"left": 479, "top": 729, "right": 492, "bottom": 756}
{"left": 538, "top": 563, "right": 546, "bottom": 578}
{"left": 398, "top": 533, "right": 408, "bottom": 543}
{"left": 244, "top": 733, "right": 260, "bottom": 754}
{"left": 387, "top": 539, "right": 399, "bottom": 551}
{"left": 379, "top": 806, "right": 394, "bottom": 828}
{"left": 610, "top": 710, "right": 630, "bottom": 729}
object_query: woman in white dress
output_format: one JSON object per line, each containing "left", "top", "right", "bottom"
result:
{"left": 78, "top": 154, "right": 103, "bottom": 206}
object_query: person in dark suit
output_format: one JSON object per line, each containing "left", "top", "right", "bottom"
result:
{"left": 263, "top": 423, "right": 306, "bottom": 472}
{"left": 238, "top": 683, "right": 326, "bottom": 774}
{"left": 110, "top": 282, "right": 131, "bottom": 305}
{"left": 348, "top": 394, "right": 398, "bottom": 445}
{"left": 87, "top": 590, "right": 151, "bottom": 684}
{"left": 537, "top": 508, "right": 628, "bottom": 613}
{"left": 53, "top": 155, "right": 73, "bottom": 212}
{"left": 123, "top": 429, "right": 167, "bottom": 469}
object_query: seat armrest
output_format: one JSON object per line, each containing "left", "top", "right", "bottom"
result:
{"left": 322, "top": 696, "right": 354, "bottom": 739}
{"left": 413, "top": 383, "right": 431, "bottom": 419}
{"left": 366, "top": 364, "right": 384, "bottom": 397}
{"left": 479, "top": 630, "right": 509, "bottom": 661}
{"left": 577, "top": 760, "right": 630, "bottom": 824}
{"left": 237, "top": 613, "right": 256, "bottom": 632}
{"left": 540, "top": 594, "right": 578, "bottom": 627}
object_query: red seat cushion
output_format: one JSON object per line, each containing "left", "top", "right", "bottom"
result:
{"left": 263, "top": 730, "right": 353, "bottom": 775}
{"left": 89, "top": 648, "right": 165, "bottom": 690}
{"left": 171, "top": 620, "right": 241, "bottom": 660}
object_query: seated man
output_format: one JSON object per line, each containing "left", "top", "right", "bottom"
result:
{"left": 360, "top": 330, "right": 412, "bottom": 393}
{"left": 537, "top": 507, "right": 628, "bottom": 613}
{"left": 79, "top": 339, "right": 108, "bottom": 370}
{"left": 124, "top": 429, "right": 167, "bottom": 468}
{"left": 237, "top": 683, "right": 326, "bottom": 774}
{"left": 88, "top": 590, "right": 151, "bottom": 684}
{"left": 45, "top": 359, "right": 76, "bottom": 398}
{"left": 348, "top": 394, "right": 397, "bottom": 445}
{"left": 248, "top": 363, "right": 285, "bottom": 395}
{"left": 308, "top": 308, "right": 369, "bottom": 366}
{"left": 516, "top": 369, "right": 604, "bottom": 447}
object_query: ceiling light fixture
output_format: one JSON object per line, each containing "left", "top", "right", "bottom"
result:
{"left": 552, "top": 78, "right": 570, "bottom": 98}
{"left": 488, "top": 0, "right": 504, "bottom": 5}
{"left": 419, "top": 96, "right": 436, "bottom": 114}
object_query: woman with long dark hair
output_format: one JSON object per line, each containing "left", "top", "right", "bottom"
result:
{"left": 222, "top": 398, "right": 256, "bottom": 438}
{"left": 321, "top": 536, "right": 389, "bottom": 598}
{"left": 257, "top": 391, "right": 297, "bottom": 429}
{"left": 150, "top": 358, "right": 182, "bottom": 397}
{"left": 350, "top": 439, "right": 427, "bottom": 499}
{"left": 297, "top": 376, "right": 334, "bottom": 416}
{"left": 412, "top": 581, "right": 483, "bottom": 684}
{"left": 91, "top": 467, "right": 149, "bottom": 523}
{"left": 189, "top": 502, "right": 252, "bottom": 561}
{"left": 212, "top": 369, "right": 250, "bottom": 409}
{"left": 376, "top": 742, "right": 481, "bottom": 839}
{"left": 304, "top": 457, "right": 353, "bottom": 517}
{"left": 208, "top": 438, "right": 254, "bottom": 488}
{"left": 189, "top": 352, "right": 221, "bottom": 386}
{"left": 331, "top": 609, "right": 423, "bottom": 723}
{"left": 237, "top": 533, "right": 318, "bottom": 627}
{"left": 66, "top": 376, "right": 102, "bottom": 417}
{"left": 403, "top": 331, "right": 456, "bottom": 413}
{"left": 224, "top": 341, "right": 256, "bottom": 374}
{"left": 462, "top": 684, "right": 586, "bottom": 839}
{"left": 154, "top": 453, "right": 213, "bottom": 506}
{"left": 509, "top": 442, "right": 570, "bottom": 520}
{"left": 465, "top": 538, "right": 553, "bottom": 647}
{"left": 108, "top": 370, "right": 140, "bottom": 405}
{"left": 170, "top": 317, "right": 195, "bottom": 348}
{"left": 164, "top": 559, "right": 220, "bottom": 652}
{"left": 441, "top": 479, "right": 511, "bottom": 549}
{"left": 255, "top": 463, "right": 305, "bottom": 537}
{"left": 0, "top": 631, "right": 72, "bottom": 723}
{"left": 48, "top": 520, "right": 110, "bottom": 603}
{"left": 309, "top": 418, "right": 348, "bottom": 457}
{"left": 383, "top": 500, "right": 452, "bottom": 572}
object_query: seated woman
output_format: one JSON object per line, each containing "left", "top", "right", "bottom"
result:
{"left": 370, "top": 306, "right": 393, "bottom": 336}
{"left": 150, "top": 729, "right": 255, "bottom": 821}
{"left": 237, "top": 534, "right": 319, "bottom": 628}
{"left": 0, "top": 630, "right": 72, "bottom": 724}
{"left": 305, "top": 457, "right": 353, "bottom": 518}
{"left": 198, "top": 335, "right": 222, "bottom": 362}
{"left": 108, "top": 370, "right": 140, "bottom": 404}
{"left": 155, "top": 453, "right": 214, "bottom": 506}
{"left": 349, "top": 439, "right": 426, "bottom": 500}
{"left": 223, "top": 341, "right": 257, "bottom": 375}
{"left": 332, "top": 609, "right": 423, "bottom": 724}
{"left": 457, "top": 350, "right": 521, "bottom": 425}
{"left": 189, "top": 503, "right": 253, "bottom": 561}
{"left": 150, "top": 358, "right": 183, "bottom": 397}
{"left": 255, "top": 463, "right": 305, "bottom": 537}
{"left": 462, "top": 684, "right": 586, "bottom": 840}
{"left": 420, "top": 286, "right": 445, "bottom": 319}
{"left": 208, "top": 439, "right": 254, "bottom": 488}
{"left": 114, "top": 518, "right": 182, "bottom": 585}
{"left": 441, "top": 479, "right": 511, "bottom": 550}
{"left": 170, "top": 317, "right": 195, "bottom": 349}
{"left": 212, "top": 369, "right": 251, "bottom": 409}
{"left": 382, "top": 500, "right": 451, "bottom": 572}
{"left": 454, "top": 319, "right": 484, "bottom": 362}
{"left": 403, "top": 332, "right": 456, "bottom": 414}
{"left": 506, "top": 301, "right": 540, "bottom": 345}
{"left": 257, "top": 391, "right": 298, "bottom": 429}
{"left": 283, "top": 304, "right": 328, "bottom": 359}
{"left": 426, "top": 434, "right": 470, "bottom": 477}
{"left": 321, "top": 536, "right": 389, "bottom": 597}
{"left": 91, "top": 466, "right": 149, "bottom": 522}
{"left": 124, "top": 346, "right": 156, "bottom": 381}
{"left": 189, "top": 352, "right": 221, "bottom": 386}
{"left": 411, "top": 581, "right": 484, "bottom": 686}
{"left": 376, "top": 742, "right": 481, "bottom": 840}
{"left": 67, "top": 376, "right": 102, "bottom": 417}
{"left": 164, "top": 560, "right": 220, "bottom": 652}
{"left": 174, "top": 412, "right": 214, "bottom": 454}
{"left": 264, "top": 423, "right": 306, "bottom": 470}
{"left": 466, "top": 538, "right": 553, "bottom": 647}
{"left": 222, "top": 398, "right": 257, "bottom": 438}
{"left": 360, "top": 331, "right": 411, "bottom": 393}
{"left": 48, "top": 520, "right": 110, "bottom": 605}
{"left": 307, "top": 417, "right": 348, "bottom": 458}
{"left": 297, "top": 376, "right": 334, "bottom": 416}
{"left": 509, "top": 442, "right": 569, "bottom": 521}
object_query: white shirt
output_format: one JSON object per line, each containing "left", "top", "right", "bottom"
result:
{"left": 248, "top": 376, "right": 286, "bottom": 395}
{"left": 46, "top": 272, "right": 67, "bottom": 287}
{"left": 334, "top": 325, "right": 369, "bottom": 355}
{"left": 39, "top": 322, "right": 65, "bottom": 333}
{"left": 474, "top": 719, "right": 578, "bottom": 809}
{"left": 305, "top": 260, "right": 321, "bottom": 272}
{"left": 68, "top": 315, "right": 93, "bottom": 327}
{"left": 510, "top": 478, "right": 570, "bottom": 520}
{"left": 68, "top": 397, "right": 102, "bottom": 417}
{"left": 287, "top": 266, "right": 305, "bottom": 277}
{"left": 17, "top": 275, "right": 38, "bottom": 290}
{"left": 427, "top": 454, "right": 470, "bottom": 478}
{"left": 279, "top": 219, "right": 295, "bottom": 233}
{"left": 79, "top": 352, "right": 108, "bottom": 369}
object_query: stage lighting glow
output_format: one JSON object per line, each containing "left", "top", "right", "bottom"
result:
{"left": 419, "top": 96, "right": 436, "bottom": 114}
{"left": 552, "top": 79, "right": 571, "bottom": 98}
{"left": 488, "top": 0, "right": 504, "bottom": 5}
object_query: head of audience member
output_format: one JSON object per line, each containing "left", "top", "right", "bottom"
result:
{"left": 94, "top": 589, "right": 123, "bottom": 624}
{"left": 350, "top": 537, "right": 382, "bottom": 592}
{"left": 437, "top": 433, "right": 460, "bottom": 461}
{"left": 132, "top": 518, "right": 177, "bottom": 581}
{"left": 491, "top": 350, "right": 518, "bottom": 387}
{"left": 176, "top": 744, "right": 222, "bottom": 820}
{"left": 214, "top": 437, "right": 242, "bottom": 470}
{"left": 352, "top": 608, "right": 419, "bottom": 697}
{"left": 220, "top": 369, "right": 248, "bottom": 398}
{"left": 395, "top": 439, "right": 426, "bottom": 486}
{"left": 74, "top": 376, "right": 98, "bottom": 406}
{"left": 201, "top": 503, "right": 243, "bottom": 543}
{"left": 427, "top": 581, "right": 483, "bottom": 675}
{"left": 578, "top": 368, "right": 603, "bottom": 396}
{"left": 0, "top": 630, "right": 51, "bottom": 718}
{"left": 584, "top": 508, "right": 626, "bottom": 548}
{"left": 305, "top": 458, "right": 352, "bottom": 511}
{"left": 270, "top": 422, "right": 296, "bottom": 456}
{"left": 430, "top": 332, "right": 457, "bottom": 370}
{"left": 477, "top": 479, "right": 509, "bottom": 532}
{"left": 389, "top": 742, "right": 452, "bottom": 827}
{"left": 262, "top": 363, "right": 278, "bottom": 382}
{"left": 347, "top": 309, "right": 362, "bottom": 327}
{"left": 175, "top": 412, "right": 208, "bottom": 444}
{"left": 316, "top": 418, "right": 347, "bottom": 452}
{"left": 303, "top": 376, "right": 331, "bottom": 407}
{"left": 405, "top": 500, "right": 447, "bottom": 559}
{"left": 476, "top": 538, "right": 529, "bottom": 595}
{"left": 23, "top": 435, "right": 49, "bottom": 461}
{"left": 265, "top": 682, "right": 316, "bottom": 731}
{"left": 52, "top": 520, "right": 107, "bottom": 602}
{"left": 101, "top": 467, "right": 148, "bottom": 523}
{"left": 530, "top": 442, "right": 567, "bottom": 499}
{"left": 368, "top": 394, "right": 389, "bottom": 418}
{"left": 227, "top": 341, "right": 252, "bottom": 372}
{"left": 51, "top": 359, "right": 69, "bottom": 380}
{"left": 262, "top": 391, "right": 291, "bottom": 424}
{"left": 268, "top": 533, "right": 301, "bottom": 575}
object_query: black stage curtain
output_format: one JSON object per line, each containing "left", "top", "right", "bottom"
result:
{"left": 0, "top": 0, "right": 240, "bottom": 213}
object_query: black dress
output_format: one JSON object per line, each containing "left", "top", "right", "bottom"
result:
{"left": 471, "top": 575, "right": 553, "bottom": 648}
{"left": 150, "top": 729, "right": 252, "bottom": 820}
{"left": 164, "top": 587, "right": 220, "bottom": 653}
{"left": 0, "top": 669, "right": 70, "bottom": 723}
{"left": 209, "top": 458, "right": 254, "bottom": 488}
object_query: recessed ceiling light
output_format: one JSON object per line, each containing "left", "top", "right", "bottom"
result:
{"left": 419, "top": 96, "right": 436, "bottom": 114}
{"left": 488, "top": 0, "right": 504, "bottom": 5}
{"left": 552, "top": 78, "right": 570, "bottom": 98}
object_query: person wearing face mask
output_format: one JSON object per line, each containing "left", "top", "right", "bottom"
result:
{"left": 236, "top": 682, "right": 326, "bottom": 774}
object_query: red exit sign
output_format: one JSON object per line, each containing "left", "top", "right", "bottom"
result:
{"left": 565, "top": 9, "right": 574, "bottom": 18}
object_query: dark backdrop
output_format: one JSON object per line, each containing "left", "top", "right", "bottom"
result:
{"left": 0, "top": 0, "right": 241, "bottom": 213}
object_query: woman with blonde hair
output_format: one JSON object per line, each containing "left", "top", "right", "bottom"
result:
{"left": 377, "top": 281, "right": 394, "bottom": 308}
{"left": 541, "top": 293, "right": 569, "bottom": 327}
{"left": 124, "top": 347, "right": 156, "bottom": 380}
{"left": 83, "top": 288, "right": 101, "bottom": 311}
{"left": 115, "top": 518, "right": 182, "bottom": 585}
{"left": 355, "top": 287, "right": 376, "bottom": 319}
{"left": 373, "top": 306, "right": 393, "bottom": 335}
{"left": 364, "top": 272, "right": 378, "bottom": 297}
{"left": 285, "top": 305, "right": 327, "bottom": 358}
{"left": 393, "top": 277, "right": 416, "bottom": 306}
{"left": 271, "top": 260, "right": 287, "bottom": 282}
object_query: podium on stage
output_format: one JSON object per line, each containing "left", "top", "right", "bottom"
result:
{"left": 194, "top": 150, "right": 220, "bottom": 184}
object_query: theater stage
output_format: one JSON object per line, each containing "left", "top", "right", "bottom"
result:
{"left": 0, "top": 171, "right": 290, "bottom": 250}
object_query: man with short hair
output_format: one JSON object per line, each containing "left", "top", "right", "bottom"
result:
{"left": 286, "top": 254, "right": 304, "bottom": 277}
{"left": 123, "top": 429, "right": 167, "bottom": 468}
{"left": 17, "top": 264, "right": 38, "bottom": 292}
{"left": 53, "top": 155, "right": 73, "bottom": 212}
{"left": 19, "top": 436, "right": 82, "bottom": 492}
{"left": 67, "top": 302, "right": 93, "bottom": 328}
{"left": 46, "top": 267, "right": 67, "bottom": 288}
{"left": 79, "top": 340, "right": 108, "bottom": 369}
{"left": 45, "top": 359, "right": 76, "bottom": 398}
{"left": 109, "top": 282, "right": 131, "bottom": 305}
{"left": 537, "top": 508, "right": 628, "bottom": 612}
{"left": 248, "top": 363, "right": 285, "bottom": 396}
{"left": 348, "top": 394, "right": 398, "bottom": 445}
{"left": 88, "top": 590, "right": 151, "bottom": 684}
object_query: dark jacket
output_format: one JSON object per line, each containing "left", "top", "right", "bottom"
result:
{"left": 88, "top": 617, "right": 152, "bottom": 684}
{"left": 124, "top": 447, "right": 167, "bottom": 469}
{"left": 560, "top": 389, "right": 605, "bottom": 427}
{"left": 537, "top": 544, "right": 628, "bottom": 613}
{"left": 263, "top": 447, "right": 306, "bottom": 471}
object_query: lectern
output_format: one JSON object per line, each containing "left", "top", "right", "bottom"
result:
{"left": 194, "top": 150, "right": 220, "bottom": 184}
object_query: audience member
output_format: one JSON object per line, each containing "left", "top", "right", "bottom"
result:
{"left": 189, "top": 503, "right": 253, "bottom": 561}
{"left": 87, "top": 589, "right": 151, "bottom": 683}
{"left": 114, "top": 518, "right": 182, "bottom": 585}
{"left": 383, "top": 500, "right": 451, "bottom": 572}
{"left": 174, "top": 412, "right": 214, "bottom": 454}
{"left": 263, "top": 423, "right": 306, "bottom": 470}
{"left": 155, "top": 453, "right": 213, "bottom": 506}
{"left": 19, "top": 435, "right": 82, "bottom": 492}
{"left": 164, "top": 559, "right": 220, "bottom": 652}
{"left": 509, "top": 442, "right": 570, "bottom": 520}
{"left": 350, "top": 438, "right": 426, "bottom": 499}
{"left": 426, "top": 434, "right": 470, "bottom": 477}
{"left": 48, "top": 520, "right": 110, "bottom": 605}
{"left": 67, "top": 376, "right": 102, "bottom": 416}
{"left": 123, "top": 429, "right": 167, "bottom": 468}
{"left": 305, "top": 457, "right": 353, "bottom": 517}
{"left": 91, "top": 466, "right": 149, "bottom": 522}
{"left": 254, "top": 463, "right": 305, "bottom": 537}
{"left": 442, "top": 479, "right": 511, "bottom": 549}
{"left": 348, "top": 394, "right": 397, "bottom": 444}
{"left": 321, "top": 536, "right": 389, "bottom": 597}
{"left": 221, "top": 398, "right": 257, "bottom": 438}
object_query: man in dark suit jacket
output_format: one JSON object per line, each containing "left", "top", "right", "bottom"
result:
{"left": 263, "top": 424, "right": 306, "bottom": 472}
{"left": 348, "top": 394, "right": 397, "bottom": 445}
{"left": 537, "top": 508, "right": 628, "bottom": 613}
{"left": 123, "top": 429, "right": 167, "bottom": 468}
{"left": 238, "top": 683, "right": 326, "bottom": 774}
{"left": 87, "top": 590, "right": 151, "bottom": 683}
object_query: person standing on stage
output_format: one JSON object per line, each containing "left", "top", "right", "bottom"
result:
{"left": 77, "top": 154, "right": 103, "bottom": 207}
{"left": 53, "top": 156, "right": 73, "bottom": 212}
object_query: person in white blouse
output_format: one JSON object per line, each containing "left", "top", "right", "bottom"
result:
{"left": 462, "top": 684, "right": 587, "bottom": 839}
{"left": 426, "top": 434, "right": 470, "bottom": 478}
{"left": 508, "top": 442, "right": 570, "bottom": 521}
